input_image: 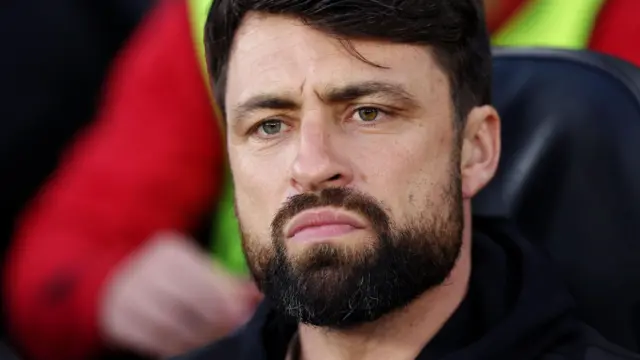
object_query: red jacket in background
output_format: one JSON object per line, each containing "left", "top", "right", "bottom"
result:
{"left": 4, "top": 1, "right": 223, "bottom": 359}
{"left": 589, "top": 0, "right": 640, "bottom": 66}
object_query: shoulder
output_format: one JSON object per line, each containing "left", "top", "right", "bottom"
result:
{"left": 171, "top": 327, "right": 257, "bottom": 360}
{"left": 545, "top": 326, "right": 640, "bottom": 360}
{"left": 171, "top": 301, "right": 296, "bottom": 360}
{"left": 581, "top": 328, "right": 640, "bottom": 360}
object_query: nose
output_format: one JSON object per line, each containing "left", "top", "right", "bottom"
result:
{"left": 290, "top": 118, "right": 352, "bottom": 192}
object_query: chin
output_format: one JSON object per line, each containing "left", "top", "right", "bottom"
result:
{"left": 286, "top": 240, "right": 378, "bottom": 272}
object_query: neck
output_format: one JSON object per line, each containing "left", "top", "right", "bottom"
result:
{"left": 297, "top": 224, "right": 473, "bottom": 360}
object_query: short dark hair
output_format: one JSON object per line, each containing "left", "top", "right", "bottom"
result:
{"left": 204, "top": 0, "right": 492, "bottom": 125}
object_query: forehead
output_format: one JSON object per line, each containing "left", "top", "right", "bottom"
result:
{"left": 225, "top": 13, "right": 449, "bottom": 110}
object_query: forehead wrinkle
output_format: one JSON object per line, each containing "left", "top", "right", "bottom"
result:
{"left": 299, "top": 78, "right": 306, "bottom": 95}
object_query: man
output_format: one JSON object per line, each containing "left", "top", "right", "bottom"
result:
{"left": 174, "top": 0, "right": 640, "bottom": 359}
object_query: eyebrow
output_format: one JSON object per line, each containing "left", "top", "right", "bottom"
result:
{"left": 232, "top": 96, "right": 299, "bottom": 125}
{"left": 230, "top": 81, "right": 419, "bottom": 125}
{"left": 323, "top": 81, "right": 418, "bottom": 106}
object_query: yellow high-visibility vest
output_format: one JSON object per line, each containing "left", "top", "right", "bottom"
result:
{"left": 492, "top": 0, "right": 606, "bottom": 48}
{"left": 187, "top": 0, "right": 213, "bottom": 86}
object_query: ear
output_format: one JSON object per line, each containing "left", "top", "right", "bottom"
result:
{"left": 460, "top": 105, "right": 501, "bottom": 199}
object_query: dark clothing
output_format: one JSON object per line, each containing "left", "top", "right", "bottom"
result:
{"left": 174, "top": 218, "right": 640, "bottom": 360}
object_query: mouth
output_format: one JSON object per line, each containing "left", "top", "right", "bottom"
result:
{"left": 285, "top": 207, "right": 367, "bottom": 243}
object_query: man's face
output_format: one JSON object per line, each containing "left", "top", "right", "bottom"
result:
{"left": 225, "top": 13, "right": 465, "bottom": 327}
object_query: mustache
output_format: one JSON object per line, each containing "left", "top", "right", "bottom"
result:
{"left": 270, "top": 187, "right": 391, "bottom": 240}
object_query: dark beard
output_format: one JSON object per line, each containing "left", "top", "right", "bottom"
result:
{"left": 240, "top": 176, "right": 463, "bottom": 329}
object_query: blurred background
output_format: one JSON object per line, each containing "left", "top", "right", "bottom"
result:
{"left": 0, "top": 0, "right": 638, "bottom": 359}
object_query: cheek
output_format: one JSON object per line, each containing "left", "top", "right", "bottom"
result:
{"left": 229, "top": 146, "right": 291, "bottom": 235}
{"left": 351, "top": 130, "right": 454, "bottom": 222}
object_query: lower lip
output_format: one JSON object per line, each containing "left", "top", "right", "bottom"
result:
{"left": 289, "top": 224, "right": 360, "bottom": 243}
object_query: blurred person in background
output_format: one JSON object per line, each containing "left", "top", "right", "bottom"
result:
{"left": 4, "top": 0, "right": 259, "bottom": 359}
{"left": 0, "top": 0, "right": 152, "bottom": 351}
{"left": 485, "top": 0, "right": 640, "bottom": 66}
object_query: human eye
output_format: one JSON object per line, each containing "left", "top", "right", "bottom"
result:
{"left": 250, "top": 118, "right": 290, "bottom": 139}
{"left": 350, "top": 106, "right": 389, "bottom": 124}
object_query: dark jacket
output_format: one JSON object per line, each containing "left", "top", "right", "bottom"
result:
{"left": 173, "top": 218, "right": 640, "bottom": 360}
